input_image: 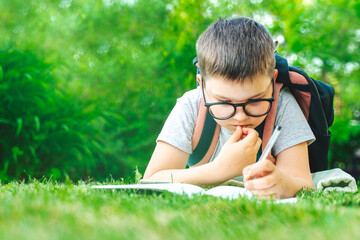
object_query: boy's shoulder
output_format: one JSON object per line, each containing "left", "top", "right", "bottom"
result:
{"left": 278, "top": 87, "right": 296, "bottom": 105}
{"left": 178, "top": 86, "right": 201, "bottom": 100}
{"left": 276, "top": 87, "right": 304, "bottom": 119}
{"left": 176, "top": 87, "right": 202, "bottom": 108}
{"left": 279, "top": 86, "right": 291, "bottom": 97}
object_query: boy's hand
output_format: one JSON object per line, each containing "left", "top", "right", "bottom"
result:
{"left": 215, "top": 126, "right": 262, "bottom": 179}
{"left": 243, "top": 160, "right": 286, "bottom": 199}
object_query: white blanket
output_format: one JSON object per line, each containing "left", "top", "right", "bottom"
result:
{"left": 311, "top": 168, "right": 358, "bottom": 193}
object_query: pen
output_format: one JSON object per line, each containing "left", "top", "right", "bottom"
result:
{"left": 258, "top": 125, "right": 282, "bottom": 162}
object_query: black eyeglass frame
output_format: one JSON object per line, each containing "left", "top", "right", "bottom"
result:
{"left": 201, "top": 78, "right": 275, "bottom": 120}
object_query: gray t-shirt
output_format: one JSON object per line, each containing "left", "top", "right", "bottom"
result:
{"left": 157, "top": 87, "right": 315, "bottom": 162}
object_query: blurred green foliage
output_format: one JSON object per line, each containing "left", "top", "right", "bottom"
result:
{"left": 0, "top": 50, "right": 111, "bottom": 180}
{"left": 0, "top": 0, "right": 359, "bottom": 181}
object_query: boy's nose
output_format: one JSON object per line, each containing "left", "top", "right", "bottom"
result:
{"left": 232, "top": 106, "right": 248, "bottom": 121}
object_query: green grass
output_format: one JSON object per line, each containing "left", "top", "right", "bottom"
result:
{"left": 0, "top": 180, "right": 359, "bottom": 240}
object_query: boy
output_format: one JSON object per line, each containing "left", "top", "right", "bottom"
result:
{"left": 143, "top": 17, "right": 315, "bottom": 199}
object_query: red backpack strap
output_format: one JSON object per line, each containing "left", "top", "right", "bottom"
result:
{"left": 262, "top": 82, "right": 283, "bottom": 163}
{"left": 192, "top": 124, "right": 220, "bottom": 167}
{"left": 288, "top": 71, "right": 311, "bottom": 120}
{"left": 190, "top": 97, "right": 220, "bottom": 167}
{"left": 192, "top": 97, "right": 207, "bottom": 149}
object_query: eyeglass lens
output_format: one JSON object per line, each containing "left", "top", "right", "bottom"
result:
{"left": 208, "top": 100, "right": 271, "bottom": 119}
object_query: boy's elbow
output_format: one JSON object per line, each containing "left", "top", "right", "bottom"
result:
{"left": 143, "top": 169, "right": 154, "bottom": 180}
{"left": 306, "top": 178, "right": 315, "bottom": 190}
{"left": 143, "top": 168, "right": 163, "bottom": 180}
{"left": 297, "top": 178, "right": 315, "bottom": 194}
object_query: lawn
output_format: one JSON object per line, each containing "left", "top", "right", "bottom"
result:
{"left": 0, "top": 180, "right": 359, "bottom": 240}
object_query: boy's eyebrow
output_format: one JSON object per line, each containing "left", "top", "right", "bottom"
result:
{"left": 248, "top": 87, "right": 270, "bottom": 99}
{"left": 212, "top": 82, "right": 272, "bottom": 101}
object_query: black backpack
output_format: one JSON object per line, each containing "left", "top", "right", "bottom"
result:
{"left": 188, "top": 52, "right": 335, "bottom": 173}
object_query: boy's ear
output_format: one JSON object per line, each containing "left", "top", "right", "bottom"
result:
{"left": 196, "top": 74, "right": 202, "bottom": 86}
{"left": 273, "top": 69, "right": 278, "bottom": 81}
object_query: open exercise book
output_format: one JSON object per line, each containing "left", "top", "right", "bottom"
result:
{"left": 91, "top": 179, "right": 297, "bottom": 204}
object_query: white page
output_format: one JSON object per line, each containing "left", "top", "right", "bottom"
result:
{"left": 274, "top": 197, "right": 297, "bottom": 204}
{"left": 92, "top": 183, "right": 298, "bottom": 203}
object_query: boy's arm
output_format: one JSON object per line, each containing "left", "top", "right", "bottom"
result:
{"left": 144, "top": 127, "right": 261, "bottom": 186}
{"left": 143, "top": 141, "right": 228, "bottom": 186}
{"left": 243, "top": 141, "right": 314, "bottom": 199}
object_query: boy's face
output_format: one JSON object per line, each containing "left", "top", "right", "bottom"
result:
{"left": 201, "top": 71, "right": 277, "bottom": 133}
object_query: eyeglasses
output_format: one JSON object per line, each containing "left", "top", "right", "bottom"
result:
{"left": 201, "top": 78, "right": 275, "bottom": 120}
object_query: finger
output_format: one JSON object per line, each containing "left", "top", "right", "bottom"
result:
{"left": 255, "top": 137, "right": 262, "bottom": 151}
{"left": 242, "top": 165, "right": 252, "bottom": 181}
{"left": 241, "top": 127, "right": 251, "bottom": 134}
{"left": 250, "top": 188, "right": 280, "bottom": 199}
{"left": 242, "top": 129, "right": 262, "bottom": 149}
{"left": 240, "top": 133, "right": 247, "bottom": 140}
{"left": 246, "top": 159, "right": 275, "bottom": 179}
{"left": 244, "top": 174, "right": 276, "bottom": 190}
{"left": 240, "top": 128, "right": 259, "bottom": 145}
{"left": 228, "top": 126, "right": 243, "bottom": 143}
{"left": 239, "top": 127, "right": 250, "bottom": 140}
{"left": 252, "top": 191, "right": 280, "bottom": 200}
{"left": 241, "top": 127, "right": 259, "bottom": 135}
{"left": 246, "top": 178, "right": 280, "bottom": 198}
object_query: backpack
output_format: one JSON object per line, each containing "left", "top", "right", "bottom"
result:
{"left": 188, "top": 52, "right": 335, "bottom": 173}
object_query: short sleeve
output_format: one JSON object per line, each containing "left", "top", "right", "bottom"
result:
{"left": 156, "top": 88, "right": 201, "bottom": 154}
{"left": 272, "top": 88, "right": 316, "bottom": 157}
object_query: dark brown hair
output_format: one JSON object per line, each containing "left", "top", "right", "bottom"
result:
{"left": 196, "top": 17, "right": 276, "bottom": 82}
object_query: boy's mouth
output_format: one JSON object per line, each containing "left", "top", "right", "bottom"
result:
{"left": 233, "top": 124, "right": 251, "bottom": 128}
